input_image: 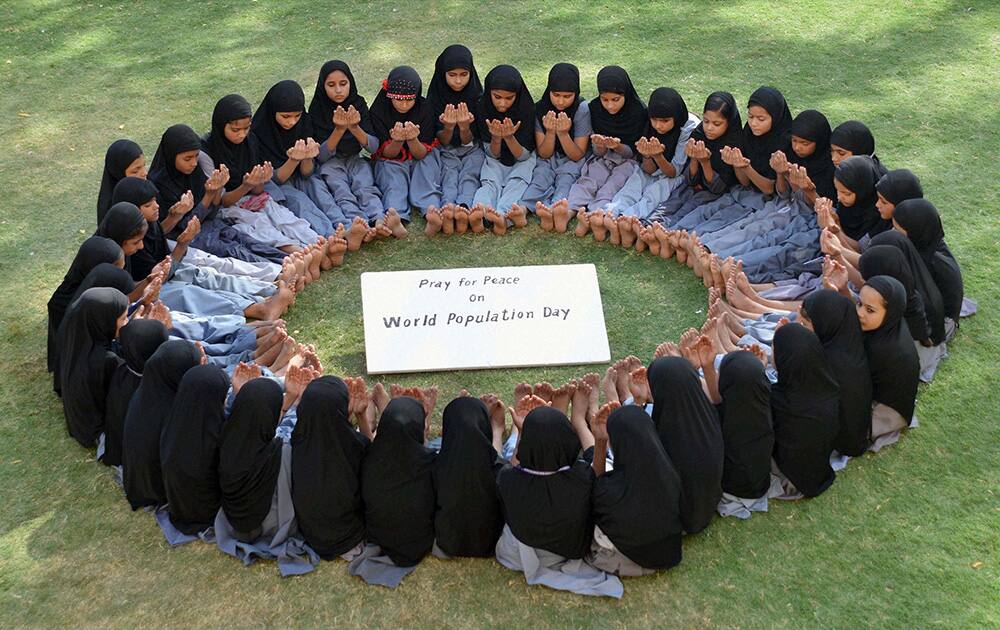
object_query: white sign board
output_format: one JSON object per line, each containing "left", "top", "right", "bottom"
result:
{"left": 360, "top": 264, "right": 611, "bottom": 374}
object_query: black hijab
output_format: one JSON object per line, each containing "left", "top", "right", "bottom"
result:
{"left": 862, "top": 276, "right": 920, "bottom": 421}
{"left": 308, "top": 60, "right": 372, "bottom": 157}
{"left": 122, "top": 339, "right": 201, "bottom": 510}
{"left": 534, "top": 63, "right": 582, "bottom": 154}
{"left": 647, "top": 357, "right": 724, "bottom": 534}
{"left": 831, "top": 120, "right": 887, "bottom": 175}
{"left": 690, "top": 91, "right": 743, "bottom": 191}
{"left": 161, "top": 364, "right": 230, "bottom": 535}
{"left": 496, "top": 406, "right": 594, "bottom": 559}
{"left": 290, "top": 376, "right": 368, "bottom": 559}
{"left": 769, "top": 324, "right": 840, "bottom": 497}
{"left": 588, "top": 65, "right": 648, "bottom": 153}
{"left": 58, "top": 287, "right": 127, "bottom": 448}
{"left": 252, "top": 80, "right": 312, "bottom": 168}
{"left": 101, "top": 319, "right": 168, "bottom": 467}
{"left": 148, "top": 124, "right": 208, "bottom": 236}
{"left": 96, "top": 201, "right": 147, "bottom": 277}
{"left": 47, "top": 236, "right": 122, "bottom": 376}
{"left": 875, "top": 169, "right": 923, "bottom": 206}
{"left": 433, "top": 396, "right": 505, "bottom": 558}
{"left": 369, "top": 66, "right": 438, "bottom": 148}
{"left": 744, "top": 86, "right": 793, "bottom": 182}
{"left": 789, "top": 109, "right": 836, "bottom": 200}
{"left": 428, "top": 45, "right": 483, "bottom": 147}
{"left": 834, "top": 156, "right": 889, "bottom": 240}
{"left": 803, "top": 289, "right": 873, "bottom": 456}
{"left": 202, "top": 94, "right": 258, "bottom": 190}
{"left": 859, "top": 244, "right": 930, "bottom": 343}
{"left": 112, "top": 177, "right": 170, "bottom": 281}
{"left": 592, "top": 405, "right": 684, "bottom": 570}
{"left": 70, "top": 263, "right": 135, "bottom": 303}
{"left": 646, "top": 87, "right": 689, "bottom": 158}
{"left": 717, "top": 351, "right": 775, "bottom": 499}
{"left": 894, "top": 199, "right": 963, "bottom": 321}
{"left": 361, "top": 397, "right": 436, "bottom": 567}
{"left": 870, "top": 230, "right": 946, "bottom": 344}
{"left": 477, "top": 64, "right": 536, "bottom": 166}
{"left": 219, "top": 378, "right": 284, "bottom": 534}
{"left": 97, "top": 139, "right": 143, "bottom": 224}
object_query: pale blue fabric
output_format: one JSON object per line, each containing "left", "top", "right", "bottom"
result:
{"left": 566, "top": 151, "right": 637, "bottom": 210}
{"left": 436, "top": 143, "right": 486, "bottom": 207}
{"left": 473, "top": 152, "right": 537, "bottom": 215}
{"left": 318, "top": 153, "right": 384, "bottom": 222}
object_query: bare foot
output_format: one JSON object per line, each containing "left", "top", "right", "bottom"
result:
{"left": 653, "top": 222, "right": 674, "bottom": 259}
{"left": 486, "top": 208, "right": 507, "bottom": 235}
{"left": 508, "top": 203, "right": 528, "bottom": 228}
{"left": 552, "top": 199, "right": 572, "bottom": 233}
{"left": 441, "top": 204, "right": 455, "bottom": 235}
{"left": 679, "top": 327, "right": 700, "bottom": 353}
{"left": 420, "top": 386, "right": 439, "bottom": 419}
{"left": 617, "top": 215, "right": 637, "bottom": 248}
{"left": 709, "top": 254, "right": 726, "bottom": 290}
{"left": 270, "top": 336, "right": 297, "bottom": 373}
{"left": 606, "top": 212, "right": 621, "bottom": 246}
{"left": 425, "top": 206, "right": 443, "bottom": 236}
{"left": 582, "top": 372, "right": 600, "bottom": 421}
{"left": 674, "top": 230, "right": 689, "bottom": 264}
{"left": 469, "top": 204, "right": 486, "bottom": 233}
{"left": 326, "top": 236, "right": 347, "bottom": 267}
{"left": 653, "top": 340, "right": 681, "bottom": 359}
{"left": 533, "top": 381, "right": 555, "bottom": 403}
{"left": 307, "top": 243, "right": 322, "bottom": 281}
{"left": 255, "top": 328, "right": 286, "bottom": 367}
{"left": 384, "top": 208, "right": 408, "bottom": 239}
{"left": 628, "top": 366, "right": 651, "bottom": 405}
{"left": 571, "top": 379, "right": 591, "bottom": 423}
{"left": 454, "top": 206, "right": 470, "bottom": 234}
{"left": 574, "top": 209, "right": 591, "bottom": 237}
{"left": 346, "top": 216, "right": 368, "bottom": 251}
{"left": 551, "top": 381, "right": 576, "bottom": 414}
{"left": 536, "top": 202, "right": 555, "bottom": 231}
{"left": 638, "top": 224, "right": 659, "bottom": 255}
{"left": 372, "top": 382, "right": 390, "bottom": 416}
{"left": 602, "top": 367, "right": 620, "bottom": 404}
{"left": 245, "top": 280, "right": 295, "bottom": 320}
{"left": 613, "top": 357, "right": 632, "bottom": 402}
{"left": 590, "top": 211, "right": 609, "bottom": 242}
{"left": 514, "top": 382, "right": 533, "bottom": 407}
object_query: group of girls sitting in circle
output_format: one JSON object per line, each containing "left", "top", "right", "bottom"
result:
{"left": 46, "top": 42, "right": 975, "bottom": 597}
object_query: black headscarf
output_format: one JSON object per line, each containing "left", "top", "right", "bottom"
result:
{"left": 58, "top": 287, "right": 127, "bottom": 448}
{"left": 859, "top": 244, "right": 929, "bottom": 342}
{"left": 534, "top": 63, "right": 582, "bottom": 154}
{"left": 70, "top": 263, "right": 135, "bottom": 304}
{"left": 122, "top": 339, "right": 201, "bottom": 510}
{"left": 646, "top": 87, "right": 689, "bottom": 158}
{"left": 361, "top": 397, "right": 436, "bottom": 567}
{"left": 803, "top": 289, "right": 874, "bottom": 456}
{"left": 862, "top": 276, "right": 920, "bottom": 421}
{"left": 252, "top": 80, "right": 312, "bottom": 169}
{"left": 433, "top": 396, "right": 504, "bottom": 558}
{"left": 870, "top": 230, "right": 946, "bottom": 344}
{"left": 744, "top": 86, "right": 793, "bottom": 182}
{"left": 894, "top": 199, "right": 963, "bottom": 321}
{"left": 428, "top": 45, "right": 483, "bottom": 147}
{"left": 497, "top": 406, "right": 594, "bottom": 559}
{"left": 202, "top": 94, "right": 258, "bottom": 190}
{"left": 717, "top": 351, "right": 775, "bottom": 499}
{"left": 290, "top": 376, "right": 368, "bottom": 559}
{"left": 96, "top": 201, "right": 147, "bottom": 277}
{"left": 369, "top": 66, "right": 438, "bottom": 149}
{"left": 47, "top": 236, "right": 122, "bottom": 376}
{"left": 476, "top": 64, "right": 536, "bottom": 166}
{"left": 831, "top": 120, "right": 887, "bottom": 175}
{"left": 101, "top": 319, "right": 168, "bottom": 467}
{"left": 219, "top": 378, "right": 284, "bottom": 534}
{"left": 834, "top": 156, "right": 889, "bottom": 240}
{"left": 161, "top": 364, "right": 230, "bottom": 535}
{"left": 647, "top": 357, "right": 724, "bottom": 534}
{"left": 148, "top": 124, "right": 208, "bottom": 235}
{"left": 875, "top": 169, "right": 923, "bottom": 206}
{"left": 592, "top": 405, "right": 684, "bottom": 570}
{"left": 308, "top": 60, "right": 372, "bottom": 157}
{"left": 689, "top": 91, "right": 743, "bottom": 191}
{"left": 789, "top": 109, "right": 836, "bottom": 200}
{"left": 112, "top": 177, "right": 170, "bottom": 281}
{"left": 97, "top": 139, "right": 143, "bottom": 224}
{"left": 588, "top": 65, "right": 648, "bottom": 153}
{"left": 769, "top": 324, "right": 840, "bottom": 497}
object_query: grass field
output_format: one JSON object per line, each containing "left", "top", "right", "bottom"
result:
{"left": 1, "top": 0, "right": 999, "bottom": 626}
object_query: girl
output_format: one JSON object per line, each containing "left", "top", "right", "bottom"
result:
{"left": 201, "top": 94, "right": 319, "bottom": 252}
{"left": 832, "top": 155, "right": 889, "bottom": 244}
{"left": 521, "top": 63, "right": 590, "bottom": 229}
{"left": 252, "top": 79, "right": 344, "bottom": 235}
{"left": 472, "top": 64, "right": 536, "bottom": 234}
{"left": 58, "top": 287, "right": 129, "bottom": 448}
{"left": 97, "top": 139, "right": 144, "bottom": 223}
{"left": 875, "top": 168, "right": 923, "bottom": 223}
{"left": 769, "top": 323, "right": 840, "bottom": 498}
{"left": 830, "top": 120, "right": 887, "bottom": 174}
{"left": 161, "top": 363, "right": 230, "bottom": 535}
{"left": 309, "top": 60, "right": 384, "bottom": 225}
{"left": 728, "top": 86, "right": 793, "bottom": 196}
{"left": 857, "top": 244, "right": 932, "bottom": 346}
{"left": 857, "top": 276, "right": 920, "bottom": 441}
{"left": 368, "top": 66, "right": 440, "bottom": 230}
{"left": 774, "top": 109, "right": 836, "bottom": 204}
{"left": 646, "top": 357, "right": 724, "bottom": 533}
{"left": 432, "top": 396, "right": 505, "bottom": 558}
{"left": 893, "top": 198, "right": 964, "bottom": 326}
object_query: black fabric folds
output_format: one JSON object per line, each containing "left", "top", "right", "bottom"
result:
{"left": 859, "top": 244, "right": 931, "bottom": 342}
{"left": 869, "top": 230, "right": 946, "bottom": 344}
{"left": 477, "top": 64, "right": 536, "bottom": 166}
{"left": 717, "top": 351, "right": 775, "bottom": 498}
{"left": 893, "top": 199, "right": 964, "bottom": 321}
{"left": 831, "top": 120, "right": 887, "bottom": 175}
{"left": 862, "top": 276, "right": 920, "bottom": 421}
{"left": 834, "top": 156, "right": 889, "bottom": 240}
{"left": 202, "top": 94, "right": 258, "bottom": 190}
{"left": 875, "top": 169, "right": 923, "bottom": 206}
{"left": 112, "top": 176, "right": 170, "bottom": 281}
{"left": 308, "top": 60, "right": 372, "bottom": 157}
{"left": 252, "top": 80, "right": 312, "bottom": 168}
{"left": 97, "top": 139, "right": 143, "bottom": 223}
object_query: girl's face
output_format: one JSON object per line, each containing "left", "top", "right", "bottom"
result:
{"left": 174, "top": 149, "right": 200, "bottom": 175}
{"left": 857, "top": 285, "right": 888, "bottom": 331}
{"left": 892, "top": 218, "right": 907, "bottom": 235}
{"left": 791, "top": 135, "right": 816, "bottom": 159}
{"left": 138, "top": 198, "right": 159, "bottom": 222}
{"left": 875, "top": 192, "right": 895, "bottom": 220}
{"left": 599, "top": 91, "right": 625, "bottom": 115}
{"left": 491, "top": 89, "right": 516, "bottom": 113}
{"left": 834, "top": 178, "right": 856, "bottom": 207}
{"left": 115, "top": 311, "right": 129, "bottom": 338}
{"left": 391, "top": 98, "right": 416, "bottom": 114}
{"left": 746, "top": 105, "right": 772, "bottom": 136}
{"left": 650, "top": 117, "right": 675, "bottom": 135}
{"left": 325, "top": 70, "right": 351, "bottom": 104}
{"left": 446, "top": 68, "right": 470, "bottom": 92}
{"left": 796, "top": 305, "right": 814, "bottom": 332}
{"left": 830, "top": 144, "right": 852, "bottom": 167}
{"left": 275, "top": 111, "right": 302, "bottom": 130}
{"left": 125, "top": 155, "right": 147, "bottom": 179}
{"left": 224, "top": 117, "right": 251, "bottom": 144}
{"left": 548, "top": 90, "right": 576, "bottom": 112}
{"left": 121, "top": 226, "right": 147, "bottom": 256}
{"left": 702, "top": 109, "right": 729, "bottom": 140}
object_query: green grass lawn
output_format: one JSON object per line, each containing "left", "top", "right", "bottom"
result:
{"left": 2, "top": 0, "right": 999, "bottom": 626}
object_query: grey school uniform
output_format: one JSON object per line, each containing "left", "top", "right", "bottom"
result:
{"left": 521, "top": 101, "right": 592, "bottom": 208}
{"left": 437, "top": 143, "right": 486, "bottom": 207}
{"left": 178, "top": 244, "right": 281, "bottom": 281}
{"left": 274, "top": 171, "right": 347, "bottom": 236}
{"left": 566, "top": 147, "right": 638, "bottom": 210}
{"left": 317, "top": 134, "right": 385, "bottom": 223}
{"left": 472, "top": 149, "right": 537, "bottom": 216}
{"left": 167, "top": 312, "right": 256, "bottom": 367}
{"left": 375, "top": 151, "right": 444, "bottom": 221}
